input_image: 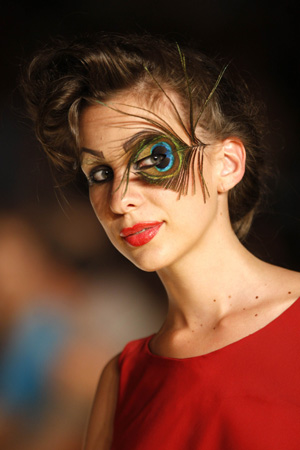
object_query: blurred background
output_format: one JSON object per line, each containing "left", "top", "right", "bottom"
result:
{"left": 0, "top": 1, "right": 299, "bottom": 449}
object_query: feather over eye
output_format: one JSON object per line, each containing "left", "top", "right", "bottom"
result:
{"left": 95, "top": 44, "right": 227, "bottom": 201}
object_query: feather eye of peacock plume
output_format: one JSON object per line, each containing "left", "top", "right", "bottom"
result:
{"left": 95, "top": 46, "right": 228, "bottom": 202}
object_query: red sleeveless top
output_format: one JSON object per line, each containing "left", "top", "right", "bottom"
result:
{"left": 111, "top": 298, "right": 300, "bottom": 449}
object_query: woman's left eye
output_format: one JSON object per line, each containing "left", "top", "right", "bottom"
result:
{"left": 134, "top": 141, "right": 175, "bottom": 173}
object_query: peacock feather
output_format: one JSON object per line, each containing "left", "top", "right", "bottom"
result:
{"left": 95, "top": 46, "right": 227, "bottom": 202}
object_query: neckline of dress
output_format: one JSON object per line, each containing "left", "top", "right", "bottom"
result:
{"left": 146, "top": 296, "right": 300, "bottom": 362}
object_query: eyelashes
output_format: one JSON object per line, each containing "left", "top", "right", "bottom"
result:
{"left": 85, "top": 134, "right": 185, "bottom": 186}
{"left": 85, "top": 131, "right": 208, "bottom": 201}
{"left": 87, "top": 165, "right": 113, "bottom": 186}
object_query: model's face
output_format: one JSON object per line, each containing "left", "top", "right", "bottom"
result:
{"left": 80, "top": 91, "right": 221, "bottom": 272}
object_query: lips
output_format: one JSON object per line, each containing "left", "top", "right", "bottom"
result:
{"left": 120, "top": 222, "right": 163, "bottom": 247}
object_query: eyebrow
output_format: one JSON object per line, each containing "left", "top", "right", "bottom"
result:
{"left": 81, "top": 147, "right": 105, "bottom": 159}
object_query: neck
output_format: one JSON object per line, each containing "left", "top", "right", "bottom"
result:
{"left": 157, "top": 225, "right": 264, "bottom": 330}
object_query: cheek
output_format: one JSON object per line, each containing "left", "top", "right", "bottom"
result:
{"left": 88, "top": 188, "right": 122, "bottom": 248}
{"left": 89, "top": 188, "right": 109, "bottom": 224}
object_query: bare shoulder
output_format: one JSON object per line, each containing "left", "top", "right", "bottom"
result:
{"left": 264, "top": 263, "right": 300, "bottom": 303}
{"left": 83, "top": 354, "right": 120, "bottom": 450}
{"left": 274, "top": 265, "right": 300, "bottom": 289}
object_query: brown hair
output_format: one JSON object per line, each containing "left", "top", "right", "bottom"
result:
{"left": 21, "top": 32, "right": 267, "bottom": 239}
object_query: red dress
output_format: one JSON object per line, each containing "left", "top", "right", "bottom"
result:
{"left": 111, "top": 298, "right": 300, "bottom": 449}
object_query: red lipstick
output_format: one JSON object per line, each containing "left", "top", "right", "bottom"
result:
{"left": 120, "top": 222, "right": 163, "bottom": 247}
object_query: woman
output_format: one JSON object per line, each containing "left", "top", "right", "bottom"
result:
{"left": 22, "top": 33, "right": 300, "bottom": 449}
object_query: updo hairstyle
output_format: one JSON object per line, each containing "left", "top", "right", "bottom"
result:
{"left": 21, "top": 32, "right": 267, "bottom": 239}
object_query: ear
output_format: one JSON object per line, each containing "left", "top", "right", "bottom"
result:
{"left": 217, "top": 138, "right": 246, "bottom": 193}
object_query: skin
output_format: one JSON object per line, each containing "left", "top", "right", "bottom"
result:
{"left": 80, "top": 91, "right": 300, "bottom": 449}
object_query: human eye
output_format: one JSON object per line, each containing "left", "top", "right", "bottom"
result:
{"left": 134, "top": 141, "right": 175, "bottom": 172}
{"left": 132, "top": 135, "right": 185, "bottom": 182}
{"left": 86, "top": 165, "right": 113, "bottom": 186}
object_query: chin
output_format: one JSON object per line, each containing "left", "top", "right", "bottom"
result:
{"left": 124, "top": 253, "right": 165, "bottom": 273}
{"left": 120, "top": 244, "right": 172, "bottom": 273}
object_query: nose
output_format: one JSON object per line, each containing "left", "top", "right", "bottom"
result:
{"left": 109, "top": 174, "right": 143, "bottom": 215}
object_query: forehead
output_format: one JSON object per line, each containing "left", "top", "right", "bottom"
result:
{"left": 79, "top": 90, "right": 190, "bottom": 153}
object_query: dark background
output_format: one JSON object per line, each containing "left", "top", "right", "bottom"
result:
{"left": 1, "top": 0, "right": 299, "bottom": 269}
